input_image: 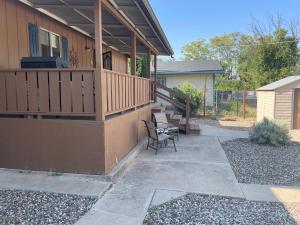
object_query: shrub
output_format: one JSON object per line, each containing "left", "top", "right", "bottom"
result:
{"left": 249, "top": 118, "right": 290, "bottom": 145}
{"left": 173, "top": 81, "right": 203, "bottom": 116}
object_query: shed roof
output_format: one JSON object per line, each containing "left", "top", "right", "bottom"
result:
{"left": 156, "top": 60, "right": 224, "bottom": 75}
{"left": 256, "top": 75, "right": 300, "bottom": 91}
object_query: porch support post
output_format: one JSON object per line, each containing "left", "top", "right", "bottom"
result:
{"left": 131, "top": 32, "right": 137, "bottom": 76}
{"left": 94, "top": 0, "right": 106, "bottom": 121}
{"left": 154, "top": 54, "right": 157, "bottom": 102}
{"left": 131, "top": 32, "right": 137, "bottom": 107}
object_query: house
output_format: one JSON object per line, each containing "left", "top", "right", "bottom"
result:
{"left": 256, "top": 76, "right": 300, "bottom": 129}
{"left": 155, "top": 60, "right": 223, "bottom": 107}
{"left": 0, "top": 0, "right": 173, "bottom": 174}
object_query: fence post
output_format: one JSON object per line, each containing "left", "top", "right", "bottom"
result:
{"left": 185, "top": 97, "right": 190, "bottom": 134}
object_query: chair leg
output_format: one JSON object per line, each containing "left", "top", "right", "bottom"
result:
{"left": 155, "top": 141, "right": 159, "bottom": 155}
{"left": 172, "top": 138, "right": 177, "bottom": 152}
{"left": 146, "top": 138, "right": 150, "bottom": 150}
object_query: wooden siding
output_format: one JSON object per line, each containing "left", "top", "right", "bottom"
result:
{"left": 0, "top": 0, "right": 128, "bottom": 73}
{"left": 256, "top": 91, "right": 275, "bottom": 122}
{"left": 274, "top": 90, "right": 293, "bottom": 129}
{"left": 294, "top": 89, "right": 300, "bottom": 129}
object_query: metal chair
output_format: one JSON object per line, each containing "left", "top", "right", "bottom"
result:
{"left": 142, "top": 120, "right": 177, "bottom": 155}
{"left": 153, "top": 113, "right": 180, "bottom": 140}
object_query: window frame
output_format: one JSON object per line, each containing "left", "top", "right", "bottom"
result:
{"left": 40, "top": 28, "right": 62, "bottom": 57}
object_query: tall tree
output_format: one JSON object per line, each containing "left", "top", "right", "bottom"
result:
{"left": 181, "top": 38, "right": 211, "bottom": 60}
{"left": 210, "top": 32, "right": 241, "bottom": 79}
{"left": 239, "top": 28, "right": 299, "bottom": 89}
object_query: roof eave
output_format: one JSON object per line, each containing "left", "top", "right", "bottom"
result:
{"left": 155, "top": 70, "right": 224, "bottom": 75}
{"left": 141, "top": 0, "right": 174, "bottom": 56}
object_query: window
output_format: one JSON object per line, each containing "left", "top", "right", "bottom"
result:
{"left": 103, "top": 51, "right": 112, "bottom": 70}
{"left": 40, "top": 29, "right": 61, "bottom": 57}
{"left": 158, "top": 77, "right": 166, "bottom": 86}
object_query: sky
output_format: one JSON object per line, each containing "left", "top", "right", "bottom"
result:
{"left": 149, "top": 0, "right": 300, "bottom": 60}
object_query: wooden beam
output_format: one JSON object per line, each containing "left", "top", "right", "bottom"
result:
{"left": 131, "top": 32, "right": 137, "bottom": 76}
{"left": 154, "top": 54, "right": 157, "bottom": 101}
{"left": 94, "top": 0, "right": 106, "bottom": 121}
{"left": 101, "top": 0, "right": 159, "bottom": 55}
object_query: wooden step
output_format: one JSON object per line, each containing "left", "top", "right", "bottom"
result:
{"left": 151, "top": 106, "right": 165, "bottom": 114}
{"left": 165, "top": 110, "right": 174, "bottom": 119}
{"left": 179, "top": 118, "right": 201, "bottom": 134}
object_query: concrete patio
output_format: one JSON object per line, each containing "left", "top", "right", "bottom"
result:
{"left": 0, "top": 124, "right": 299, "bottom": 225}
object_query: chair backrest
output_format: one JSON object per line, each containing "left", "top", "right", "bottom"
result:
{"left": 153, "top": 113, "right": 168, "bottom": 128}
{"left": 142, "top": 120, "right": 158, "bottom": 140}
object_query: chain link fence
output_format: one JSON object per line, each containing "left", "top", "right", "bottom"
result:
{"left": 198, "top": 90, "right": 257, "bottom": 119}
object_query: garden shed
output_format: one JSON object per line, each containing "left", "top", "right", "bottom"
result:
{"left": 256, "top": 76, "right": 300, "bottom": 130}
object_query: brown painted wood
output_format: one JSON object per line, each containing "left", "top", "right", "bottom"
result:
{"left": 0, "top": 74, "right": 6, "bottom": 112}
{"left": 6, "top": 0, "right": 19, "bottom": 68}
{"left": 130, "top": 32, "right": 136, "bottom": 76}
{"left": 295, "top": 90, "right": 300, "bottom": 129}
{"left": 72, "top": 71, "right": 83, "bottom": 113}
{"left": 38, "top": 71, "right": 49, "bottom": 112}
{"left": 0, "top": 0, "right": 9, "bottom": 68}
{"left": 5, "top": 72, "right": 17, "bottom": 111}
{"left": 15, "top": 72, "right": 27, "bottom": 111}
{"left": 49, "top": 71, "right": 60, "bottom": 112}
{"left": 61, "top": 71, "right": 72, "bottom": 113}
{"left": 111, "top": 73, "right": 116, "bottom": 111}
{"left": 106, "top": 71, "right": 112, "bottom": 112}
{"left": 83, "top": 71, "right": 94, "bottom": 113}
{"left": 116, "top": 73, "right": 120, "bottom": 110}
{"left": 27, "top": 71, "right": 38, "bottom": 111}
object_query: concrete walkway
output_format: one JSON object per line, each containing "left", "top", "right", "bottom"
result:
{"left": 1, "top": 124, "right": 298, "bottom": 225}
{"left": 76, "top": 126, "right": 248, "bottom": 225}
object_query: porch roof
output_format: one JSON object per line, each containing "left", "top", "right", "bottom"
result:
{"left": 20, "top": 0, "right": 173, "bottom": 56}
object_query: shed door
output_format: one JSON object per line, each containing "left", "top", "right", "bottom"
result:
{"left": 294, "top": 89, "right": 300, "bottom": 129}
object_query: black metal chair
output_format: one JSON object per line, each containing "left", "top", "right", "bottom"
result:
{"left": 142, "top": 120, "right": 177, "bottom": 155}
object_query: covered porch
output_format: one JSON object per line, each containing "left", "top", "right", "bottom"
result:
{"left": 0, "top": 0, "right": 173, "bottom": 174}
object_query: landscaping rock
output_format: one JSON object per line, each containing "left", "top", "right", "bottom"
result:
{"left": 143, "top": 193, "right": 300, "bottom": 225}
{"left": 222, "top": 138, "right": 300, "bottom": 186}
{"left": 0, "top": 189, "right": 97, "bottom": 225}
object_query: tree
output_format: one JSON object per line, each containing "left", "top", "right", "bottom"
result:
{"left": 239, "top": 28, "right": 299, "bottom": 89}
{"left": 210, "top": 32, "right": 241, "bottom": 79}
{"left": 181, "top": 38, "right": 211, "bottom": 60}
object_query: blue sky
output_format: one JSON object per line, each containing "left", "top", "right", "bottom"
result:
{"left": 149, "top": 0, "right": 300, "bottom": 59}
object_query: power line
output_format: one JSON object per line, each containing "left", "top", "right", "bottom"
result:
{"left": 172, "top": 37, "right": 300, "bottom": 50}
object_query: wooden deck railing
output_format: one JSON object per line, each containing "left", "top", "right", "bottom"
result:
{"left": 103, "top": 69, "right": 153, "bottom": 116}
{"left": 0, "top": 69, "right": 96, "bottom": 117}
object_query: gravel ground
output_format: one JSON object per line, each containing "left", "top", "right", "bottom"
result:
{"left": 143, "top": 193, "right": 300, "bottom": 225}
{"left": 0, "top": 189, "right": 97, "bottom": 225}
{"left": 221, "top": 138, "right": 300, "bottom": 186}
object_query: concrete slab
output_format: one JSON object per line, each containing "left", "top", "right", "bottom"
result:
{"left": 75, "top": 209, "right": 143, "bottom": 225}
{"left": 138, "top": 145, "right": 228, "bottom": 164}
{"left": 150, "top": 189, "right": 186, "bottom": 207}
{"left": 118, "top": 160, "right": 244, "bottom": 198}
{"left": 241, "top": 183, "right": 300, "bottom": 203}
{"left": 0, "top": 169, "right": 111, "bottom": 197}
{"left": 174, "top": 135, "right": 219, "bottom": 147}
{"left": 93, "top": 184, "right": 154, "bottom": 218}
{"left": 201, "top": 125, "right": 249, "bottom": 138}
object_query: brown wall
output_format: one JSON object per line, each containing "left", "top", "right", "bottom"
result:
{"left": 0, "top": 104, "right": 153, "bottom": 174}
{"left": 0, "top": 0, "right": 128, "bottom": 73}
{"left": 0, "top": 119, "right": 105, "bottom": 174}
{"left": 104, "top": 104, "right": 152, "bottom": 172}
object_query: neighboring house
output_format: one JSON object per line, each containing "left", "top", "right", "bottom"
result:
{"left": 0, "top": 0, "right": 173, "bottom": 174}
{"left": 155, "top": 60, "right": 223, "bottom": 107}
{"left": 256, "top": 76, "right": 300, "bottom": 129}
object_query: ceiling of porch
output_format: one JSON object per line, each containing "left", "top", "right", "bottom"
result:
{"left": 20, "top": 0, "right": 173, "bottom": 56}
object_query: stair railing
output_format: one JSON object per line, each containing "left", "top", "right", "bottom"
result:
{"left": 153, "top": 82, "right": 190, "bottom": 134}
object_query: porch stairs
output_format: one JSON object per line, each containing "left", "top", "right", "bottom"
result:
{"left": 152, "top": 83, "right": 201, "bottom": 134}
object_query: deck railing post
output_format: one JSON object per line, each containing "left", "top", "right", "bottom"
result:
{"left": 94, "top": 0, "right": 105, "bottom": 121}
{"left": 185, "top": 97, "right": 190, "bottom": 134}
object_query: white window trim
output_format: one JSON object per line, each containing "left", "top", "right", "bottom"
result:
{"left": 40, "top": 27, "right": 62, "bottom": 57}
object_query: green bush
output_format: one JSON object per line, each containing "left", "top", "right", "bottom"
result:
{"left": 173, "top": 81, "right": 203, "bottom": 116}
{"left": 249, "top": 118, "right": 290, "bottom": 145}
